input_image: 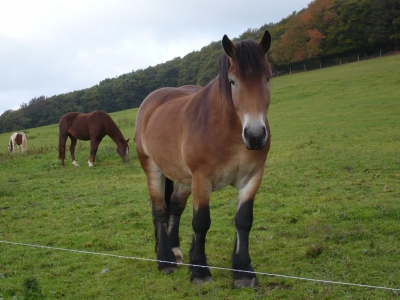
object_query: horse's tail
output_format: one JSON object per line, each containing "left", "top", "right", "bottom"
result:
{"left": 21, "top": 133, "right": 27, "bottom": 152}
{"left": 164, "top": 177, "right": 174, "bottom": 208}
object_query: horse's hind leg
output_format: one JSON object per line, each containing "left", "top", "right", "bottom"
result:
{"left": 58, "top": 134, "right": 68, "bottom": 167}
{"left": 167, "top": 181, "right": 191, "bottom": 264}
{"left": 144, "top": 160, "right": 177, "bottom": 273}
{"left": 69, "top": 137, "right": 79, "bottom": 167}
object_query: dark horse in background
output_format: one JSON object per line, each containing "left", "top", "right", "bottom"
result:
{"left": 135, "top": 30, "right": 272, "bottom": 287}
{"left": 58, "top": 110, "right": 129, "bottom": 167}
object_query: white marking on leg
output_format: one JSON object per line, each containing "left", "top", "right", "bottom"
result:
{"left": 88, "top": 160, "right": 93, "bottom": 167}
{"left": 167, "top": 218, "right": 174, "bottom": 235}
{"left": 172, "top": 247, "right": 183, "bottom": 263}
{"left": 236, "top": 232, "right": 240, "bottom": 254}
{"left": 72, "top": 160, "right": 80, "bottom": 167}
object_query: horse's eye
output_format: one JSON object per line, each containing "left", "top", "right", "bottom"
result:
{"left": 229, "top": 79, "right": 235, "bottom": 85}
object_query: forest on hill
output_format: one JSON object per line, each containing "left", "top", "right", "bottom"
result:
{"left": 1, "top": 0, "right": 399, "bottom": 133}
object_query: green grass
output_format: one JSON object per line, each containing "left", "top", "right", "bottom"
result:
{"left": 1, "top": 54, "right": 399, "bottom": 299}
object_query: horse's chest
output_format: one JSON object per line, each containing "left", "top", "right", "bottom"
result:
{"left": 211, "top": 161, "right": 259, "bottom": 191}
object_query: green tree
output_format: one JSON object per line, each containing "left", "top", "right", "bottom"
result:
{"left": 366, "top": 0, "right": 400, "bottom": 48}
{"left": 327, "top": 0, "right": 371, "bottom": 54}
{"left": 81, "top": 87, "right": 101, "bottom": 111}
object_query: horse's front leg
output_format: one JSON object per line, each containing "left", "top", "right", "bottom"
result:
{"left": 189, "top": 177, "right": 212, "bottom": 283}
{"left": 167, "top": 181, "right": 191, "bottom": 264}
{"left": 232, "top": 168, "right": 264, "bottom": 288}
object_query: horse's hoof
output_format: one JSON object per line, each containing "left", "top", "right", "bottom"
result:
{"left": 233, "top": 277, "right": 258, "bottom": 288}
{"left": 191, "top": 276, "right": 213, "bottom": 285}
{"left": 161, "top": 266, "right": 177, "bottom": 274}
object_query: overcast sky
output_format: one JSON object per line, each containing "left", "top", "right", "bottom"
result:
{"left": 0, "top": 0, "right": 311, "bottom": 116}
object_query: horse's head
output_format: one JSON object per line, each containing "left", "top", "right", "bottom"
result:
{"left": 220, "top": 30, "right": 272, "bottom": 150}
{"left": 117, "top": 138, "right": 130, "bottom": 162}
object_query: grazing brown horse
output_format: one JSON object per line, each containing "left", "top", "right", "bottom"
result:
{"left": 58, "top": 110, "right": 129, "bottom": 167}
{"left": 135, "top": 30, "right": 272, "bottom": 287}
{"left": 8, "top": 132, "right": 28, "bottom": 153}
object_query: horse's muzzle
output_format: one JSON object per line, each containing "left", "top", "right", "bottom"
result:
{"left": 243, "top": 126, "right": 268, "bottom": 150}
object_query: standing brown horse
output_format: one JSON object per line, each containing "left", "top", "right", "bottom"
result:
{"left": 59, "top": 110, "right": 129, "bottom": 167}
{"left": 135, "top": 30, "right": 272, "bottom": 287}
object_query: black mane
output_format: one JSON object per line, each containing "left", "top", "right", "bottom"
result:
{"left": 218, "top": 39, "right": 272, "bottom": 110}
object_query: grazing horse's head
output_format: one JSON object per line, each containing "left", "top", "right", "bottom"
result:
{"left": 220, "top": 30, "right": 272, "bottom": 150}
{"left": 117, "top": 138, "right": 130, "bottom": 162}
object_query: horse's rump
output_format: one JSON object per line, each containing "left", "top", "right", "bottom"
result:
{"left": 59, "top": 112, "right": 91, "bottom": 140}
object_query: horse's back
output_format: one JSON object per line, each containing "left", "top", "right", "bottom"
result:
{"left": 136, "top": 85, "right": 202, "bottom": 137}
{"left": 138, "top": 86, "right": 201, "bottom": 115}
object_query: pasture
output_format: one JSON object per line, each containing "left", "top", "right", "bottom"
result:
{"left": 0, "top": 54, "right": 399, "bottom": 299}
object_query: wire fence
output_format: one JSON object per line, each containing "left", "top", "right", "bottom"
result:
{"left": 273, "top": 48, "right": 400, "bottom": 76}
{"left": 1, "top": 240, "right": 399, "bottom": 293}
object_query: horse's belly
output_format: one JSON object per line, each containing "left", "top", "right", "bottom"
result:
{"left": 69, "top": 128, "right": 90, "bottom": 140}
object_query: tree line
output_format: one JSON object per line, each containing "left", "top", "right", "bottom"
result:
{"left": 1, "top": 0, "right": 399, "bottom": 134}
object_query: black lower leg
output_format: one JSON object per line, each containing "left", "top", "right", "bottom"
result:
{"left": 164, "top": 178, "right": 174, "bottom": 208}
{"left": 190, "top": 206, "right": 212, "bottom": 282}
{"left": 168, "top": 195, "right": 186, "bottom": 248}
{"left": 152, "top": 206, "right": 176, "bottom": 271}
{"left": 232, "top": 200, "right": 255, "bottom": 281}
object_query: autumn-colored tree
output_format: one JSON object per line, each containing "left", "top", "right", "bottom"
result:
{"left": 272, "top": 0, "right": 336, "bottom": 64}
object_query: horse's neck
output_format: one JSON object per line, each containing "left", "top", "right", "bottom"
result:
{"left": 188, "top": 78, "right": 236, "bottom": 127}
{"left": 106, "top": 121, "right": 124, "bottom": 145}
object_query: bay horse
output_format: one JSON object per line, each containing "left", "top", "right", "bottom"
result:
{"left": 58, "top": 110, "right": 130, "bottom": 167}
{"left": 135, "top": 30, "right": 272, "bottom": 287}
{"left": 8, "top": 132, "right": 28, "bottom": 153}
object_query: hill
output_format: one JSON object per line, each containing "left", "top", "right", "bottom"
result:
{"left": 0, "top": 53, "right": 399, "bottom": 299}
{"left": 1, "top": 0, "right": 399, "bottom": 134}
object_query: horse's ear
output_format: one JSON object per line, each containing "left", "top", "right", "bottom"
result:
{"left": 126, "top": 138, "right": 130, "bottom": 143}
{"left": 259, "top": 30, "right": 271, "bottom": 54}
{"left": 222, "top": 34, "right": 236, "bottom": 58}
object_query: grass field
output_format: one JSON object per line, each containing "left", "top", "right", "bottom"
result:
{"left": 0, "top": 54, "right": 399, "bottom": 299}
